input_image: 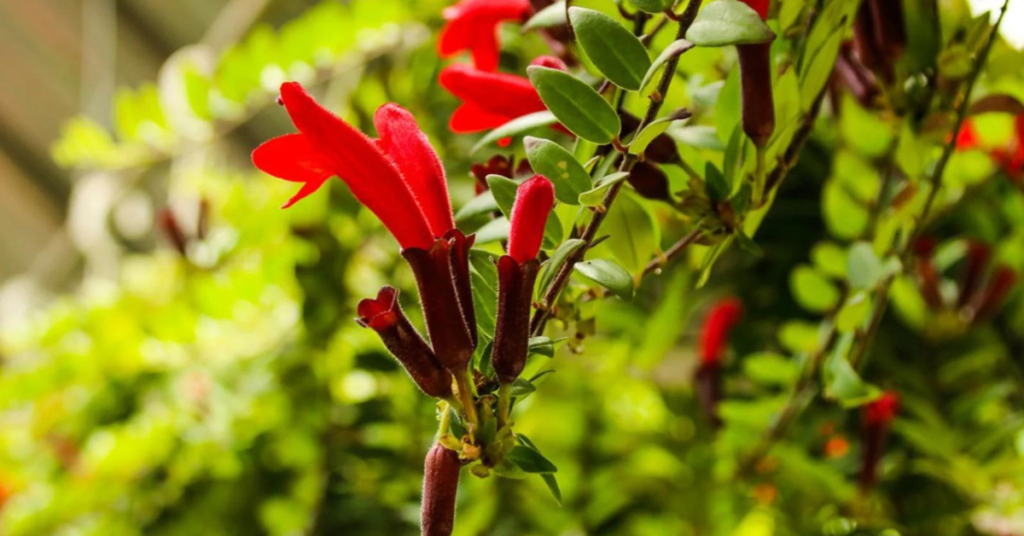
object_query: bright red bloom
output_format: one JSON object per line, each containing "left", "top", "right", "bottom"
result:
{"left": 252, "top": 83, "right": 454, "bottom": 250}
{"left": 508, "top": 175, "right": 555, "bottom": 263}
{"left": 439, "top": 64, "right": 547, "bottom": 133}
{"left": 956, "top": 115, "right": 1024, "bottom": 182}
{"left": 863, "top": 391, "right": 899, "bottom": 425}
{"left": 955, "top": 121, "right": 980, "bottom": 150}
{"left": 740, "top": 0, "right": 769, "bottom": 19}
{"left": 438, "top": 0, "right": 532, "bottom": 72}
{"left": 699, "top": 298, "right": 744, "bottom": 366}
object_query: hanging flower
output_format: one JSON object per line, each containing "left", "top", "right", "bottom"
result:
{"left": 955, "top": 116, "right": 1024, "bottom": 183}
{"left": 860, "top": 390, "right": 899, "bottom": 491}
{"left": 492, "top": 175, "right": 555, "bottom": 384}
{"left": 736, "top": 0, "right": 775, "bottom": 148}
{"left": 422, "top": 443, "right": 462, "bottom": 536}
{"left": 438, "top": 0, "right": 533, "bottom": 72}
{"left": 252, "top": 83, "right": 455, "bottom": 249}
{"left": 699, "top": 298, "right": 744, "bottom": 367}
{"left": 439, "top": 56, "right": 566, "bottom": 134}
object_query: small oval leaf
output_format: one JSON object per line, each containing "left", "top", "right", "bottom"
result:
{"left": 528, "top": 66, "right": 621, "bottom": 144}
{"left": 574, "top": 259, "right": 634, "bottom": 300}
{"left": 578, "top": 171, "right": 629, "bottom": 206}
{"left": 569, "top": 7, "right": 652, "bottom": 91}
{"left": 686, "top": 0, "right": 775, "bottom": 47}
{"left": 524, "top": 1, "right": 568, "bottom": 31}
{"left": 628, "top": 0, "right": 674, "bottom": 14}
{"left": 471, "top": 111, "right": 558, "bottom": 154}
{"left": 640, "top": 39, "right": 694, "bottom": 95}
{"left": 525, "top": 137, "right": 593, "bottom": 204}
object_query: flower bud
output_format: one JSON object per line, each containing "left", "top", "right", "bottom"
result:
{"left": 422, "top": 443, "right": 461, "bottom": 536}
{"left": 357, "top": 287, "right": 453, "bottom": 399}
{"left": 492, "top": 256, "right": 541, "bottom": 384}
{"left": 699, "top": 298, "right": 744, "bottom": 367}
{"left": 737, "top": 42, "right": 776, "bottom": 148}
{"left": 403, "top": 232, "right": 478, "bottom": 373}
{"left": 957, "top": 240, "right": 991, "bottom": 309}
{"left": 859, "top": 391, "right": 899, "bottom": 491}
{"left": 507, "top": 176, "right": 555, "bottom": 264}
{"left": 628, "top": 161, "right": 672, "bottom": 202}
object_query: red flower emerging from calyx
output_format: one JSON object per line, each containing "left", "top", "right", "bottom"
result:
{"left": 439, "top": 56, "right": 566, "bottom": 134}
{"left": 438, "top": 0, "right": 533, "bottom": 72}
{"left": 699, "top": 298, "right": 744, "bottom": 367}
{"left": 492, "top": 175, "right": 555, "bottom": 384}
{"left": 956, "top": 115, "right": 1024, "bottom": 183}
{"left": 252, "top": 82, "right": 454, "bottom": 250}
{"left": 863, "top": 391, "right": 899, "bottom": 426}
{"left": 860, "top": 390, "right": 899, "bottom": 490}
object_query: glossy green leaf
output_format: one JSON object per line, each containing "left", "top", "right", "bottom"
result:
{"left": 790, "top": 265, "right": 840, "bottom": 313}
{"left": 505, "top": 445, "right": 558, "bottom": 473}
{"left": 525, "top": 137, "right": 593, "bottom": 204}
{"left": 628, "top": 118, "right": 678, "bottom": 155}
{"left": 528, "top": 66, "right": 621, "bottom": 144}
{"left": 568, "top": 8, "right": 651, "bottom": 91}
{"left": 629, "top": 0, "right": 674, "bottom": 13}
{"left": 523, "top": 1, "right": 567, "bottom": 31}
{"left": 578, "top": 171, "right": 628, "bottom": 206}
{"left": 685, "top": 0, "right": 775, "bottom": 47}
{"left": 487, "top": 175, "right": 519, "bottom": 217}
{"left": 454, "top": 191, "right": 499, "bottom": 222}
{"left": 602, "top": 191, "right": 658, "bottom": 273}
{"left": 574, "top": 259, "right": 634, "bottom": 300}
{"left": 471, "top": 111, "right": 558, "bottom": 154}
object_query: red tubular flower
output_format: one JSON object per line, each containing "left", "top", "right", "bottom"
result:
{"left": 860, "top": 391, "right": 899, "bottom": 491}
{"left": 492, "top": 176, "right": 554, "bottom": 384}
{"left": 973, "top": 266, "right": 1018, "bottom": 322}
{"left": 736, "top": 0, "right": 775, "bottom": 147}
{"left": 439, "top": 63, "right": 549, "bottom": 134}
{"left": 699, "top": 298, "right": 744, "bottom": 367}
{"left": 852, "top": 0, "right": 905, "bottom": 83}
{"left": 833, "top": 44, "right": 879, "bottom": 108}
{"left": 252, "top": 82, "right": 448, "bottom": 250}
{"left": 957, "top": 240, "right": 991, "bottom": 309}
{"left": 955, "top": 121, "right": 981, "bottom": 151}
{"left": 913, "top": 237, "right": 944, "bottom": 310}
{"left": 438, "top": 0, "right": 532, "bottom": 72}
{"left": 422, "top": 443, "right": 462, "bottom": 536}
{"left": 357, "top": 287, "right": 453, "bottom": 399}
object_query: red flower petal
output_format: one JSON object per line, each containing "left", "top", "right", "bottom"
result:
{"left": 530, "top": 55, "right": 568, "bottom": 71}
{"left": 251, "top": 134, "right": 333, "bottom": 208}
{"left": 699, "top": 298, "right": 744, "bottom": 365}
{"left": 507, "top": 175, "right": 555, "bottom": 263}
{"left": 864, "top": 391, "right": 899, "bottom": 425}
{"left": 955, "top": 121, "right": 980, "bottom": 150}
{"left": 450, "top": 102, "right": 515, "bottom": 133}
{"left": 741, "top": 0, "right": 770, "bottom": 20}
{"left": 277, "top": 82, "right": 434, "bottom": 250}
{"left": 374, "top": 104, "right": 455, "bottom": 238}
{"left": 438, "top": 0, "right": 531, "bottom": 71}
{"left": 439, "top": 65, "right": 545, "bottom": 120}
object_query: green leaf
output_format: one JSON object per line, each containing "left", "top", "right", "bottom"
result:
{"left": 823, "top": 334, "right": 881, "bottom": 407}
{"left": 574, "top": 259, "right": 634, "bottom": 300}
{"left": 628, "top": 117, "right": 678, "bottom": 155}
{"left": 543, "top": 209, "right": 564, "bottom": 249}
{"left": 836, "top": 292, "right": 870, "bottom": 334}
{"left": 454, "top": 191, "right": 499, "bottom": 222}
{"left": 471, "top": 111, "right": 558, "bottom": 154}
{"left": 505, "top": 445, "right": 558, "bottom": 473}
{"left": 475, "top": 217, "right": 511, "bottom": 244}
{"left": 487, "top": 175, "right": 519, "bottom": 217}
{"left": 492, "top": 457, "right": 528, "bottom": 479}
{"left": 525, "top": 137, "right": 593, "bottom": 204}
{"left": 578, "top": 171, "right": 628, "bottom": 206}
{"left": 537, "top": 239, "right": 586, "bottom": 296}
{"left": 705, "top": 162, "right": 730, "bottom": 203}
{"left": 847, "top": 242, "right": 884, "bottom": 290}
{"left": 523, "top": 1, "right": 567, "bottom": 31}
{"left": 743, "top": 352, "right": 799, "bottom": 386}
{"left": 790, "top": 265, "right": 840, "bottom": 312}
{"left": 601, "top": 191, "right": 658, "bottom": 273}
{"left": 629, "top": 0, "right": 674, "bottom": 13}
{"left": 799, "top": 20, "right": 843, "bottom": 111}
{"left": 528, "top": 66, "right": 621, "bottom": 144}
{"left": 568, "top": 8, "right": 651, "bottom": 91}
{"left": 540, "top": 474, "right": 563, "bottom": 505}
{"left": 528, "top": 336, "right": 556, "bottom": 357}
{"left": 510, "top": 377, "right": 537, "bottom": 397}
{"left": 640, "top": 39, "right": 694, "bottom": 95}
{"left": 686, "top": 0, "right": 775, "bottom": 47}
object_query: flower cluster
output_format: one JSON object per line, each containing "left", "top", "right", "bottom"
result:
{"left": 252, "top": 81, "right": 556, "bottom": 536}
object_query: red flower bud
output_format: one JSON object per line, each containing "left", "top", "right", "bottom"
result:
{"left": 403, "top": 231, "right": 478, "bottom": 373}
{"left": 859, "top": 391, "right": 899, "bottom": 491}
{"left": 422, "top": 443, "right": 462, "bottom": 536}
{"left": 740, "top": 0, "right": 769, "bottom": 19}
{"left": 737, "top": 42, "right": 776, "bottom": 148}
{"left": 439, "top": 0, "right": 532, "bottom": 72}
{"left": 492, "top": 256, "right": 541, "bottom": 384}
{"left": 508, "top": 175, "right": 555, "bottom": 264}
{"left": 628, "top": 161, "right": 673, "bottom": 202}
{"left": 699, "top": 298, "right": 744, "bottom": 367}
{"left": 357, "top": 287, "right": 453, "bottom": 399}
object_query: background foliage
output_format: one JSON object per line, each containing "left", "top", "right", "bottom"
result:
{"left": 2, "top": 0, "right": 1024, "bottom": 535}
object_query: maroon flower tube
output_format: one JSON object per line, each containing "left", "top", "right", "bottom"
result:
{"left": 357, "top": 287, "right": 453, "bottom": 399}
{"left": 492, "top": 176, "right": 554, "bottom": 384}
{"left": 422, "top": 443, "right": 462, "bottom": 536}
{"left": 913, "top": 238, "right": 944, "bottom": 311}
{"left": 736, "top": 0, "right": 775, "bottom": 148}
{"left": 695, "top": 298, "right": 743, "bottom": 427}
{"left": 973, "top": 266, "right": 1018, "bottom": 322}
{"left": 403, "top": 231, "right": 478, "bottom": 374}
{"left": 958, "top": 241, "right": 992, "bottom": 309}
{"left": 859, "top": 391, "right": 899, "bottom": 491}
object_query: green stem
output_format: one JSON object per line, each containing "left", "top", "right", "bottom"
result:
{"left": 497, "top": 384, "right": 511, "bottom": 430}
{"left": 454, "top": 372, "right": 479, "bottom": 435}
{"left": 753, "top": 145, "right": 767, "bottom": 207}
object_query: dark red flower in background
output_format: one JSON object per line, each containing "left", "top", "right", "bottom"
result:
{"left": 863, "top": 391, "right": 899, "bottom": 426}
{"left": 956, "top": 115, "right": 1024, "bottom": 183}
{"left": 699, "top": 298, "right": 744, "bottom": 367}
{"left": 860, "top": 390, "right": 899, "bottom": 490}
{"left": 252, "top": 83, "right": 455, "bottom": 250}
{"left": 439, "top": 56, "right": 565, "bottom": 134}
{"left": 438, "top": 0, "right": 532, "bottom": 72}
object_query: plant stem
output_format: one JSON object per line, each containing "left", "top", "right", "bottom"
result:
{"left": 530, "top": 0, "right": 704, "bottom": 336}
{"left": 497, "top": 383, "right": 511, "bottom": 430}
{"left": 454, "top": 372, "right": 479, "bottom": 434}
{"left": 753, "top": 145, "right": 767, "bottom": 207}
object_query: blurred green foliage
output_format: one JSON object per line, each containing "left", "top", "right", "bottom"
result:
{"left": 3, "top": 0, "right": 1024, "bottom": 535}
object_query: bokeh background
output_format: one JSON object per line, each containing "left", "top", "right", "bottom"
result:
{"left": 3, "top": 1, "right": 1024, "bottom": 535}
